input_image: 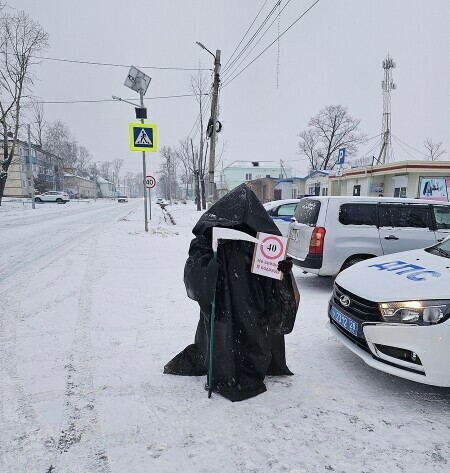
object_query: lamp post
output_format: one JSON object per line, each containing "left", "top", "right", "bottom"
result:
{"left": 196, "top": 42, "right": 221, "bottom": 204}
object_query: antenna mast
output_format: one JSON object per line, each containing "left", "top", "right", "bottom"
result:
{"left": 377, "top": 55, "right": 396, "bottom": 164}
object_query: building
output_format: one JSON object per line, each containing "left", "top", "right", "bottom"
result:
{"left": 246, "top": 177, "right": 279, "bottom": 203}
{"left": 63, "top": 173, "right": 97, "bottom": 198}
{"left": 220, "top": 160, "right": 292, "bottom": 192}
{"left": 329, "top": 160, "right": 450, "bottom": 201}
{"left": 3, "top": 139, "right": 64, "bottom": 197}
{"left": 274, "top": 170, "right": 330, "bottom": 200}
{"left": 97, "top": 176, "right": 117, "bottom": 198}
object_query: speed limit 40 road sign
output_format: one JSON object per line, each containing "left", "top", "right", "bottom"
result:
{"left": 251, "top": 232, "right": 288, "bottom": 280}
{"left": 145, "top": 176, "right": 156, "bottom": 189}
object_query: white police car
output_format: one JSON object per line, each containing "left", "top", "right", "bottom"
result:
{"left": 327, "top": 237, "right": 450, "bottom": 387}
{"left": 263, "top": 199, "right": 300, "bottom": 236}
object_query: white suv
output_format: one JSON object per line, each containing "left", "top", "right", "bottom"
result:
{"left": 35, "top": 191, "right": 70, "bottom": 204}
{"left": 287, "top": 196, "right": 450, "bottom": 276}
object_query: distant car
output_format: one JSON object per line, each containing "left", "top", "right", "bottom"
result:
{"left": 156, "top": 198, "right": 163, "bottom": 204}
{"left": 35, "top": 191, "right": 70, "bottom": 204}
{"left": 263, "top": 199, "right": 300, "bottom": 236}
{"left": 328, "top": 237, "right": 450, "bottom": 387}
{"left": 118, "top": 195, "right": 128, "bottom": 202}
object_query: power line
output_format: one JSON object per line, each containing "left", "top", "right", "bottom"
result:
{"left": 0, "top": 51, "right": 211, "bottom": 71}
{"left": 21, "top": 93, "right": 206, "bottom": 104}
{"left": 222, "top": 1, "right": 282, "bottom": 76}
{"left": 392, "top": 133, "right": 428, "bottom": 157}
{"left": 222, "top": 0, "right": 293, "bottom": 83}
{"left": 364, "top": 133, "right": 382, "bottom": 142}
{"left": 222, "top": 0, "right": 321, "bottom": 89}
{"left": 223, "top": 0, "right": 269, "bottom": 70}
{"left": 361, "top": 138, "right": 382, "bottom": 159}
{"left": 392, "top": 135, "right": 422, "bottom": 160}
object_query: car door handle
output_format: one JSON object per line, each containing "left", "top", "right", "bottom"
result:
{"left": 384, "top": 235, "right": 399, "bottom": 240}
{"left": 437, "top": 238, "right": 444, "bottom": 242}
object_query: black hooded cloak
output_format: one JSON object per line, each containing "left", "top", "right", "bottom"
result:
{"left": 164, "top": 184, "right": 298, "bottom": 401}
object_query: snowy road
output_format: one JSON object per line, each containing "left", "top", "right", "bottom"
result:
{"left": 0, "top": 201, "right": 449, "bottom": 473}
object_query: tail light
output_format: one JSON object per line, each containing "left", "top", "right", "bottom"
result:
{"left": 309, "top": 227, "right": 326, "bottom": 254}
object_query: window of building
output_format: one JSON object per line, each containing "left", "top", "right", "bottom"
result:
{"left": 266, "top": 174, "right": 271, "bottom": 178}
{"left": 339, "top": 203, "right": 378, "bottom": 226}
{"left": 245, "top": 173, "right": 252, "bottom": 180}
{"left": 322, "top": 188, "right": 328, "bottom": 196}
{"left": 394, "top": 187, "right": 407, "bottom": 198}
{"left": 291, "top": 189, "right": 297, "bottom": 199}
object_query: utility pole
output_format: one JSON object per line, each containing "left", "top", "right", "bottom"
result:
{"left": 209, "top": 49, "right": 221, "bottom": 204}
{"left": 377, "top": 55, "right": 396, "bottom": 165}
{"left": 27, "top": 124, "right": 35, "bottom": 209}
{"left": 196, "top": 42, "right": 221, "bottom": 204}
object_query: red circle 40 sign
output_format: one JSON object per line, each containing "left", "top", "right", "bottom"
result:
{"left": 260, "top": 235, "right": 285, "bottom": 259}
{"left": 145, "top": 175, "right": 156, "bottom": 189}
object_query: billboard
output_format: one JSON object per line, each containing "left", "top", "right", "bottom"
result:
{"left": 419, "top": 177, "right": 449, "bottom": 202}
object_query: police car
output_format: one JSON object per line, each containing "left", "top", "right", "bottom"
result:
{"left": 263, "top": 199, "right": 300, "bottom": 236}
{"left": 327, "top": 237, "right": 450, "bottom": 387}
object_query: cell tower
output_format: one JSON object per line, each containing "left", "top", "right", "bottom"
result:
{"left": 377, "top": 55, "right": 396, "bottom": 164}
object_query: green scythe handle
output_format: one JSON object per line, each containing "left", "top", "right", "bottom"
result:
{"left": 208, "top": 250, "right": 217, "bottom": 398}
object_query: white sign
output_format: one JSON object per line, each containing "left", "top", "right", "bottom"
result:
{"left": 251, "top": 232, "right": 288, "bottom": 280}
{"left": 145, "top": 175, "right": 156, "bottom": 189}
{"left": 335, "top": 166, "right": 343, "bottom": 177}
{"left": 124, "top": 65, "right": 151, "bottom": 94}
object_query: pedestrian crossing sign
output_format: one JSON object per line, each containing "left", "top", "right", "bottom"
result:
{"left": 129, "top": 123, "right": 158, "bottom": 152}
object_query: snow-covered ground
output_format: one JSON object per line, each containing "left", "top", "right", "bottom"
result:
{"left": 0, "top": 200, "right": 449, "bottom": 473}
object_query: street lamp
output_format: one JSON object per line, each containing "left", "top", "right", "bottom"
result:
{"left": 196, "top": 42, "right": 215, "bottom": 59}
{"left": 112, "top": 95, "right": 140, "bottom": 107}
{"left": 196, "top": 42, "right": 221, "bottom": 204}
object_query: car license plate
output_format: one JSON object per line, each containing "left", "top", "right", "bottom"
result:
{"left": 330, "top": 306, "right": 359, "bottom": 337}
{"left": 289, "top": 228, "right": 299, "bottom": 241}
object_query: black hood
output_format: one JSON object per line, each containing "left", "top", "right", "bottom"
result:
{"left": 192, "top": 184, "right": 280, "bottom": 238}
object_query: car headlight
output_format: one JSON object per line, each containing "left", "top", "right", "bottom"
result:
{"left": 379, "top": 300, "right": 450, "bottom": 325}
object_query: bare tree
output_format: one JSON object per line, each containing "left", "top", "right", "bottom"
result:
{"left": 77, "top": 146, "right": 92, "bottom": 175}
{"left": 112, "top": 158, "right": 124, "bottom": 180}
{"left": 159, "top": 146, "right": 180, "bottom": 204}
{"left": 43, "top": 120, "right": 78, "bottom": 170}
{"left": 174, "top": 137, "right": 202, "bottom": 210}
{"left": 99, "top": 161, "right": 112, "bottom": 180}
{"left": 30, "top": 100, "right": 46, "bottom": 146}
{"left": 423, "top": 137, "right": 446, "bottom": 161}
{"left": 0, "top": 9, "right": 49, "bottom": 204}
{"left": 191, "top": 69, "right": 210, "bottom": 209}
{"left": 298, "top": 105, "right": 366, "bottom": 170}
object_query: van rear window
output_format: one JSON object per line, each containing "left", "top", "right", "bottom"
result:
{"left": 339, "top": 203, "right": 378, "bottom": 226}
{"left": 293, "top": 199, "right": 321, "bottom": 226}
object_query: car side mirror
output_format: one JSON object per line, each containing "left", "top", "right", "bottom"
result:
{"left": 291, "top": 217, "right": 297, "bottom": 223}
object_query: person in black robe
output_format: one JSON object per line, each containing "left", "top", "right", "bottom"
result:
{"left": 164, "top": 184, "right": 299, "bottom": 401}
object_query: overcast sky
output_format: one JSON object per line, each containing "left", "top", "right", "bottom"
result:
{"left": 10, "top": 0, "right": 450, "bottom": 177}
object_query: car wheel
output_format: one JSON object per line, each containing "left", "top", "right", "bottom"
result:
{"left": 340, "top": 257, "right": 367, "bottom": 272}
{"left": 35, "top": 197, "right": 42, "bottom": 203}
{"left": 56, "top": 198, "right": 63, "bottom": 203}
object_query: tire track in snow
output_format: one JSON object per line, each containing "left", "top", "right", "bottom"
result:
{"left": 48, "top": 236, "right": 112, "bottom": 473}
{"left": 0, "top": 204, "right": 135, "bottom": 471}
{"left": 0, "top": 295, "right": 55, "bottom": 472}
